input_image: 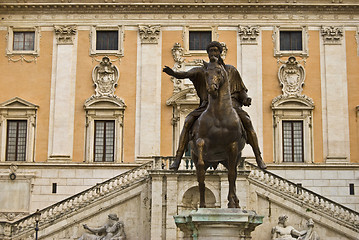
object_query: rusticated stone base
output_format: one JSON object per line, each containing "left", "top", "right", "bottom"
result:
{"left": 174, "top": 208, "right": 263, "bottom": 240}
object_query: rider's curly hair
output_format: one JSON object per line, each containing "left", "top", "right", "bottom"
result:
{"left": 206, "top": 41, "right": 223, "bottom": 54}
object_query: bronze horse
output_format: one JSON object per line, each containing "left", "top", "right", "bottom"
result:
{"left": 189, "top": 57, "right": 246, "bottom": 208}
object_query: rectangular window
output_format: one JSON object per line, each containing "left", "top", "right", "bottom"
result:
{"left": 189, "top": 31, "right": 211, "bottom": 51}
{"left": 6, "top": 120, "right": 27, "bottom": 161}
{"left": 94, "top": 120, "right": 115, "bottom": 162}
{"left": 96, "top": 31, "right": 118, "bottom": 51}
{"left": 280, "top": 31, "right": 302, "bottom": 51}
{"left": 349, "top": 183, "right": 355, "bottom": 195}
{"left": 13, "top": 32, "right": 35, "bottom": 51}
{"left": 282, "top": 121, "right": 304, "bottom": 162}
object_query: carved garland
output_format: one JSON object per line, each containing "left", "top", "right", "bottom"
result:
{"left": 321, "top": 26, "right": 343, "bottom": 45}
{"left": 238, "top": 25, "right": 260, "bottom": 45}
{"left": 54, "top": 25, "right": 77, "bottom": 45}
{"left": 139, "top": 25, "right": 161, "bottom": 44}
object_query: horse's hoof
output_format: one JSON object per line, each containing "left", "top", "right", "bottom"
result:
{"left": 255, "top": 156, "right": 267, "bottom": 170}
{"left": 169, "top": 161, "right": 180, "bottom": 171}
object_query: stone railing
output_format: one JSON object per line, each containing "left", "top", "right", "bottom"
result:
{"left": 244, "top": 161, "right": 359, "bottom": 233}
{"left": 1, "top": 161, "right": 153, "bottom": 239}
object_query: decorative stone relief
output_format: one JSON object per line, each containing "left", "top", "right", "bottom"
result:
{"left": 89, "top": 56, "right": 120, "bottom": 100}
{"left": 278, "top": 56, "right": 305, "bottom": 97}
{"left": 54, "top": 25, "right": 77, "bottom": 45}
{"left": 78, "top": 214, "right": 126, "bottom": 240}
{"left": 220, "top": 42, "right": 228, "bottom": 60}
{"left": 139, "top": 25, "right": 161, "bottom": 44}
{"left": 171, "top": 43, "right": 185, "bottom": 71}
{"left": 238, "top": 25, "right": 260, "bottom": 45}
{"left": 321, "top": 26, "right": 343, "bottom": 45}
{"left": 271, "top": 215, "right": 319, "bottom": 240}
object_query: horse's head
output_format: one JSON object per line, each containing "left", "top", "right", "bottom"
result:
{"left": 203, "top": 57, "right": 228, "bottom": 99}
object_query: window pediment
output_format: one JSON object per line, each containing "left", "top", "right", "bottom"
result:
{"left": 166, "top": 88, "right": 199, "bottom": 106}
{"left": 84, "top": 97, "right": 126, "bottom": 111}
{"left": 0, "top": 97, "right": 38, "bottom": 110}
{"left": 271, "top": 96, "right": 314, "bottom": 110}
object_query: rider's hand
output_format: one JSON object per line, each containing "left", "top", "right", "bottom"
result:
{"left": 243, "top": 97, "right": 252, "bottom": 107}
{"left": 163, "top": 66, "right": 175, "bottom": 76}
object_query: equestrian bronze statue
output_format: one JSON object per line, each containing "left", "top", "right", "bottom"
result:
{"left": 163, "top": 41, "right": 266, "bottom": 207}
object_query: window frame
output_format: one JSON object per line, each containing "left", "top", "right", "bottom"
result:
{"left": 273, "top": 26, "right": 308, "bottom": 57}
{"left": 94, "top": 120, "right": 115, "bottom": 162}
{"left": 6, "top": 120, "right": 28, "bottom": 162}
{"left": 6, "top": 26, "right": 40, "bottom": 56}
{"left": 90, "top": 25, "right": 124, "bottom": 57}
{"left": 282, "top": 120, "right": 304, "bottom": 163}
{"left": 0, "top": 98, "right": 38, "bottom": 163}
{"left": 183, "top": 26, "right": 218, "bottom": 56}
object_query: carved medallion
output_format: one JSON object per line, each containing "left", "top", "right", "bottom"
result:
{"left": 139, "top": 25, "right": 161, "bottom": 44}
{"left": 54, "top": 25, "right": 77, "bottom": 45}
{"left": 91, "top": 57, "right": 119, "bottom": 98}
{"left": 278, "top": 56, "right": 305, "bottom": 96}
{"left": 321, "top": 26, "right": 343, "bottom": 45}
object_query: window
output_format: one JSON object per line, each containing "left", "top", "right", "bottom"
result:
{"left": 94, "top": 120, "right": 115, "bottom": 162}
{"left": 280, "top": 31, "right": 302, "bottom": 51}
{"left": 6, "top": 120, "right": 27, "bottom": 161}
{"left": 13, "top": 32, "right": 35, "bottom": 51}
{"left": 0, "top": 98, "right": 37, "bottom": 163}
{"left": 282, "top": 121, "right": 304, "bottom": 162}
{"left": 96, "top": 31, "right": 118, "bottom": 51}
{"left": 183, "top": 26, "right": 217, "bottom": 55}
{"left": 189, "top": 31, "right": 211, "bottom": 51}
{"left": 6, "top": 27, "right": 40, "bottom": 56}
{"left": 90, "top": 26, "right": 124, "bottom": 56}
{"left": 273, "top": 26, "right": 308, "bottom": 57}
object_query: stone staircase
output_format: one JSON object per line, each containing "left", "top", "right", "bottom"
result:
{"left": 0, "top": 157, "right": 358, "bottom": 239}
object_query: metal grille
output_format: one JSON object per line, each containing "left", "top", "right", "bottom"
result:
{"left": 280, "top": 31, "right": 302, "bottom": 51}
{"left": 282, "top": 121, "right": 304, "bottom": 162}
{"left": 6, "top": 120, "right": 27, "bottom": 161}
{"left": 96, "top": 31, "right": 118, "bottom": 50}
{"left": 13, "top": 32, "right": 35, "bottom": 51}
{"left": 94, "top": 120, "right": 115, "bottom": 162}
{"left": 189, "top": 31, "right": 211, "bottom": 51}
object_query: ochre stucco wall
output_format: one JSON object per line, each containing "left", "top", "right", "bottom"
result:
{"left": 346, "top": 31, "right": 359, "bottom": 163}
{"left": 261, "top": 30, "right": 280, "bottom": 163}
{"left": 73, "top": 30, "right": 137, "bottom": 163}
{"left": 0, "top": 30, "right": 53, "bottom": 162}
{"left": 304, "top": 30, "right": 323, "bottom": 163}
{"left": 161, "top": 31, "right": 182, "bottom": 156}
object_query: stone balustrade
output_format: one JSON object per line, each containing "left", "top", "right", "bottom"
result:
{"left": 245, "top": 161, "right": 359, "bottom": 233}
{"left": 1, "top": 161, "right": 153, "bottom": 239}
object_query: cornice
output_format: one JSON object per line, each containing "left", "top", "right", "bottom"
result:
{"left": 0, "top": 3, "right": 358, "bottom": 15}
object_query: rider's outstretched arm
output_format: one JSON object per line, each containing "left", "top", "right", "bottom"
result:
{"left": 163, "top": 66, "right": 200, "bottom": 80}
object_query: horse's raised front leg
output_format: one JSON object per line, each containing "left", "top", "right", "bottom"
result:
{"left": 228, "top": 142, "right": 240, "bottom": 208}
{"left": 196, "top": 138, "right": 206, "bottom": 208}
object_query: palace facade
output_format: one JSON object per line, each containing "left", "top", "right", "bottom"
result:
{"left": 0, "top": 1, "right": 358, "bottom": 239}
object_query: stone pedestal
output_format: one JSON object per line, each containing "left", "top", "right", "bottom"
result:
{"left": 174, "top": 208, "right": 263, "bottom": 240}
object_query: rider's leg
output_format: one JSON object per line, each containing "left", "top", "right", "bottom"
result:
{"left": 238, "top": 111, "right": 267, "bottom": 170}
{"left": 169, "top": 114, "right": 196, "bottom": 171}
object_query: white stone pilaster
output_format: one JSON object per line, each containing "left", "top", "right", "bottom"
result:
{"left": 135, "top": 25, "right": 162, "bottom": 159}
{"left": 237, "top": 26, "right": 263, "bottom": 159}
{"left": 48, "top": 26, "right": 78, "bottom": 161}
{"left": 166, "top": 175, "right": 178, "bottom": 240}
{"left": 320, "top": 26, "right": 350, "bottom": 163}
{"left": 150, "top": 174, "right": 163, "bottom": 240}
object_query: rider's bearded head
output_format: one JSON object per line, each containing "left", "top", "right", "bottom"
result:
{"left": 206, "top": 41, "right": 225, "bottom": 66}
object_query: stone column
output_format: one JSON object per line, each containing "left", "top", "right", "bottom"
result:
{"left": 136, "top": 25, "right": 162, "bottom": 159}
{"left": 166, "top": 175, "right": 178, "bottom": 240}
{"left": 48, "top": 26, "right": 77, "bottom": 161}
{"left": 237, "top": 26, "right": 263, "bottom": 159}
{"left": 320, "top": 26, "right": 350, "bottom": 163}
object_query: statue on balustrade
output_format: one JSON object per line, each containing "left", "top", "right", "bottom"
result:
{"left": 271, "top": 215, "right": 319, "bottom": 240}
{"left": 163, "top": 41, "right": 266, "bottom": 171}
{"left": 78, "top": 214, "right": 126, "bottom": 240}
